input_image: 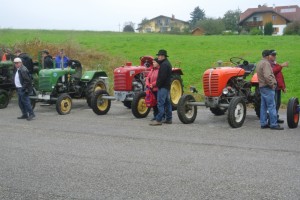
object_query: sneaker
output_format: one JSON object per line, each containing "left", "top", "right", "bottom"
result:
{"left": 277, "top": 119, "right": 284, "bottom": 124}
{"left": 17, "top": 115, "right": 28, "bottom": 119}
{"left": 149, "top": 121, "right": 162, "bottom": 126}
{"left": 261, "top": 125, "right": 270, "bottom": 129}
{"left": 27, "top": 114, "right": 35, "bottom": 121}
{"left": 270, "top": 125, "right": 284, "bottom": 130}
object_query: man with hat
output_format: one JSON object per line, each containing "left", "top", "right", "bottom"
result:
{"left": 150, "top": 49, "right": 172, "bottom": 125}
{"left": 41, "top": 49, "right": 53, "bottom": 69}
{"left": 14, "top": 57, "right": 35, "bottom": 121}
{"left": 256, "top": 50, "right": 283, "bottom": 130}
{"left": 269, "top": 49, "right": 288, "bottom": 124}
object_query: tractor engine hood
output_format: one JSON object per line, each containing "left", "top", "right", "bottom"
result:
{"left": 203, "top": 67, "right": 245, "bottom": 97}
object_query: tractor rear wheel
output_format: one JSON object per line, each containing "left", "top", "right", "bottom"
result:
{"left": 177, "top": 94, "right": 197, "bottom": 124}
{"left": 91, "top": 90, "right": 111, "bottom": 115}
{"left": 210, "top": 107, "right": 227, "bottom": 116}
{"left": 122, "top": 101, "right": 132, "bottom": 109}
{"left": 0, "top": 89, "right": 9, "bottom": 109}
{"left": 228, "top": 97, "right": 246, "bottom": 128}
{"left": 56, "top": 94, "right": 72, "bottom": 115}
{"left": 86, "top": 78, "right": 107, "bottom": 107}
{"left": 287, "top": 97, "right": 299, "bottom": 129}
{"left": 131, "top": 91, "right": 151, "bottom": 118}
{"left": 170, "top": 75, "right": 183, "bottom": 110}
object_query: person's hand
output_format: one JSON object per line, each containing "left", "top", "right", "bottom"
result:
{"left": 283, "top": 88, "right": 287, "bottom": 93}
{"left": 24, "top": 89, "right": 29, "bottom": 95}
{"left": 149, "top": 84, "right": 153, "bottom": 88}
{"left": 281, "top": 62, "right": 289, "bottom": 67}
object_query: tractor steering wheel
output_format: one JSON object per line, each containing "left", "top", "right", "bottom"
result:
{"left": 230, "top": 57, "right": 247, "bottom": 66}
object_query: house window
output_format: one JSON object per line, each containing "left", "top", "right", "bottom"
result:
{"left": 253, "top": 17, "right": 257, "bottom": 22}
{"left": 273, "top": 27, "right": 279, "bottom": 34}
{"left": 165, "top": 19, "right": 169, "bottom": 25}
{"left": 272, "top": 15, "right": 276, "bottom": 21}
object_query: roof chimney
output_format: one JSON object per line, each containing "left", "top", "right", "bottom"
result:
{"left": 172, "top": 14, "right": 175, "bottom": 20}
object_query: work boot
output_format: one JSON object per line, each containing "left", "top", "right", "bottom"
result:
{"left": 162, "top": 120, "right": 172, "bottom": 124}
{"left": 277, "top": 119, "right": 284, "bottom": 124}
{"left": 17, "top": 115, "right": 28, "bottom": 119}
{"left": 149, "top": 121, "right": 162, "bottom": 126}
{"left": 27, "top": 114, "right": 35, "bottom": 121}
{"left": 270, "top": 125, "right": 284, "bottom": 130}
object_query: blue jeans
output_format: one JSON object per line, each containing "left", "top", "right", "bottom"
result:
{"left": 155, "top": 88, "right": 172, "bottom": 122}
{"left": 260, "top": 86, "right": 277, "bottom": 127}
{"left": 17, "top": 88, "right": 34, "bottom": 117}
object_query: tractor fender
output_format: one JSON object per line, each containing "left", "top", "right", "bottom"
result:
{"left": 171, "top": 68, "right": 183, "bottom": 75}
{"left": 250, "top": 73, "right": 259, "bottom": 84}
{"left": 81, "top": 71, "right": 108, "bottom": 82}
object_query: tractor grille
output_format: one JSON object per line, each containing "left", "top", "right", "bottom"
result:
{"left": 114, "top": 73, "right": 129, "bottom": 91}
{"left": 203, "top": 73, "right": 219, "bottom": 96}
{"left": 39, "top": 76, "right": 53, "bottom": 92}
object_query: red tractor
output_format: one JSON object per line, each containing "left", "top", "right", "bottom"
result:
{"left": 91, "top": 56, "right": 184, "bottom": 118}
{"left": 287, "top": 97, "right": 300, "bottom": 128}
{"left": 177, "top": 57, "right": 260, "bottom": 128}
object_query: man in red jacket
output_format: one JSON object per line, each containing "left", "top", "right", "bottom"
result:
{"left": 269, "top": 50, "right": 288, "bottom": 124}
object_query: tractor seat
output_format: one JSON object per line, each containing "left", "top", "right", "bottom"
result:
{"left": 238, "top": 63, "right": 256, "bottom": 75}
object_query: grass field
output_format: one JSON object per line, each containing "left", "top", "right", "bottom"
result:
{"left": 1, "top": 29, "right": 299, "bottom": 104}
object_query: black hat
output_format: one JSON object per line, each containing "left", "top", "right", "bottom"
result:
{"left": 156, "top": 49, "right": 168, "bottom": 57}
{"left": 269, "top": 49, "right": 277, "bottom": 56}
{"left": 41, "top": 49, "right": 49, "bottom": 54}
{"left": 262, "top": 50, "right": 270, "bottom": 57}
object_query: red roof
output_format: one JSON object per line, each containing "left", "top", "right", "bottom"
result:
{"left": 240, "top": 5, "right": 300, "bottom": 24}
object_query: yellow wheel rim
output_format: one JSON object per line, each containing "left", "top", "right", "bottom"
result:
{"left": 171, "top": 79, "right": 182, "bottom": 105}
{"left": 95, "top": 82, "right": 106, "bottom": 91}
{"left": 138, "top": 98, "right": 148, "bottom": 114}
{"left": 97, "top": 95, "right": 109, "bottom": 111}
{"left": 60, "top": 98, "right": 71, "bottom": 113}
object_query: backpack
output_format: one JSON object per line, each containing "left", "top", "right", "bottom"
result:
{"left": 145, "top": 89, "right": 157, "bottom": 107}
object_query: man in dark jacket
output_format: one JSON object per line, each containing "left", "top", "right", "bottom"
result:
{"left": 150, "top": 49, "right": 172, "bottom": 125}
{"left": 15, "top": 49, "right": 34, "bottom": 73}
{"left": 14, "top": 57, "right": 35, "bottom": 121}
{"left": 41, "top": 49, "right": 54, "bottom": 69}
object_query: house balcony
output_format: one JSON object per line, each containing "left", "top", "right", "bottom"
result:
{"left": 243, "top": 21, "right": 263, "bottom": 27}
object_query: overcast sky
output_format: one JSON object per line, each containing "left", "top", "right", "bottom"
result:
{"left": 0, "top": 0, "right": 299, "bottom": 31}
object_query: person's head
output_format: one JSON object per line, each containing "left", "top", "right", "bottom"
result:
{"left": 41, "top": 49, "right": 49, "bottom": 57}
{"left": 261, "top": 50, "right": 270, "bottom": 58}
{"left": 58, "top": 49, "right": 64, "bottom": 56}
{"left": 153, "top": 58, "right": 160, "bottom": 68}
{"left": 156, "top": 49, "right": 168, "bottom": 61}
{"left": 15, "top": 49, "right": 22, "bottom": 56}
{"left": 269, "top": 49, "right": 277, "bottom": 62}
{"left": 13, "top": 57, "right": 22, "bottom": 68}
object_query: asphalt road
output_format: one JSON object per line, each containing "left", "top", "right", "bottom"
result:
{"left": 0, "top": 99, "right": 300, "bottom": 200}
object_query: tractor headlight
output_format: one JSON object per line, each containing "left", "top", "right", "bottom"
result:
{"left": 222, "top": 88, "right": 229, "bottom": 95}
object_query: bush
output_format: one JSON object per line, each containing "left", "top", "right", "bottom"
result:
{"left": 264, "top": 22, "right": 273, "bottom": 35}
{"left": 250, "top": 28, "right": 263, "bottom": 35}
{"left": 284, "top": 21, "right": 300, "bottom": 35}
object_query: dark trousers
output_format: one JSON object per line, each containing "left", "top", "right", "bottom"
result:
{"left": 275, "top": 90, "right": 281, "bottom": 117}
{"left": 17, "top": 88, "right": 34, "bottom": 117}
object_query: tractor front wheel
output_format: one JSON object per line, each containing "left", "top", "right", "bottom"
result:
{"left": 91, "top": 90, "right": 111, "bottom": 115}
{"left": 170, "top": 75, "right": 183, "bottom": 110}
{"left": 131, "top": 92, "right": 151, "bottom": 118}
{"left": 56, "top": 94, "right": 72, "bottom": 115}
{"left": 0, "top": 89, "right": 9, "bottom": 109}
{"left": 287, "top": 97, "right": 299, "bottom": 129}
{"left": 227, "top": 97, "right": 246, "bottom": 128}
{"left": 177, "top": 94, "right": 197, "bottom": 124}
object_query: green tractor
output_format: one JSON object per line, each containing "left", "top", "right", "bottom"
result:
{"left": 30, "top": 60, "right": 108, "bottom": 114}
{"left": 0, "top": 61, "right": 15, "bottom": 108}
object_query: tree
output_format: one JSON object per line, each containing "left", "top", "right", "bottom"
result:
{"left": 284, "top": 21, "right": 300, "bottom": 35}
{"left": 190, "top": 6, "right": 206, "bottom": 29}
{"left": 223, "top": 9, "right": 241, "bottom": 32}
{"left": 264, "top": 22, "right": 273, "bottom": 35}
{"left": 123, "top": 22, "right": 135, "bottom": 32}
{"left": 197, "top": 18, "right": 225, "bottom": 35}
